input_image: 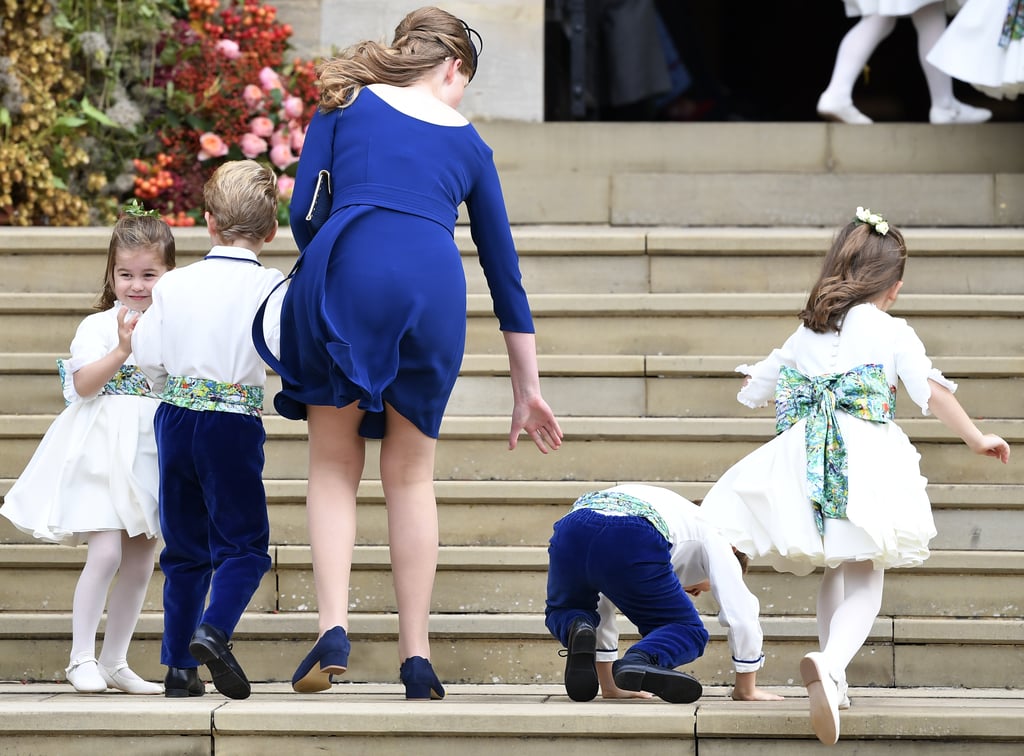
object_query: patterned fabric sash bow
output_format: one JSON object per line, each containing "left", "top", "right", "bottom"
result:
{"left": 571, "top": 490, "right": 671, "bottom": 541}
{"left": 999, "top": 0, "right": 1023, "bottom": 47}
{"left": 57, "top": 360, "right": 152, "bottom": 406}
{"left": 775, "top": 364, "right": 896, "bottom": 535}
{"left": 161, "top": 375, "right": 263, "bottom": 417}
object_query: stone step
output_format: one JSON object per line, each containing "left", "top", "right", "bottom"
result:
{"left": 1, "top": 682, "right": 1020, "bottom": 755}
{"left": 3, "top": 480, "right": 1018, "bottom": 551}
{"left": 1, "top": 542, "right": 1018, "bottom": 619}
{"left": 2, "top": 226, "right": 1023, "bottom": 295}
{"left": 5, "top": 353, "right": 1023, "bottom": 418}
{"left": 2, "top": 291, "right": 1022, "bottom": 356}
{"left": 468, "top": 122, "right": 1024, "bottom": 225}
{"left": 1, "top": 416, "right": 1021, "bottom": 484}
{"left": 2, "top": 611, "right": 1021, "bottom": 689}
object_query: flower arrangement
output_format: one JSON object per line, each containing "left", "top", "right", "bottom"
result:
{"left": 138, "top": 0, "right": 320, "bottom": 225}
{"left": 0, "top": 0, "right": 319, "bottom": 227}
{"left": 854, "top": 206, "right": 890, "bottom": 236}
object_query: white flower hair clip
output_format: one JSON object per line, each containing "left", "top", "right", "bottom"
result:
{"left": 854, "top": 206, "right": 890, "bottom": 236}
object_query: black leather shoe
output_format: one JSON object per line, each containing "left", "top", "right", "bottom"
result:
{"left": 189, "top": 623, "right": 251, "bottom": 700}
{"left": 563, "top": 617, "right": 598, "bottom": 702}
{"left": 164, "top": 666, "right": 205, "bottom": 698}
{"left": 612, "top": 649, "right": 702, "bottom": 703}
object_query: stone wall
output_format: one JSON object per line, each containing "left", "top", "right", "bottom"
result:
{"left": 274, "top": 0, "right": 544, "bottom": 122}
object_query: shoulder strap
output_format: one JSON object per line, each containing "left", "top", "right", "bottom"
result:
{"left": 252, "top": 255, "right": 302, "bottom": 382}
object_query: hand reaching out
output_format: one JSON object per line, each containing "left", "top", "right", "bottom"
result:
{"left": 508, "top": 394, "right": 563, "bottom": 453}
{"left": 974, "top": 434, "right": 1010, "bottom": 464}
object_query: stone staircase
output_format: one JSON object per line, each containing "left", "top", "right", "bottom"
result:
{"left": 1, "top": 122, "right": 1022, "bottom": 753}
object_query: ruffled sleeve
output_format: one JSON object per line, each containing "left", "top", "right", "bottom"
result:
{"left": 62, "top": 309, "right": 118, "bottom": 403}
{"left": 893, "top": 317, "right": 957, "bottom": 416}
{"left": 735, "top": 330, "right": 799, "bottom": 409}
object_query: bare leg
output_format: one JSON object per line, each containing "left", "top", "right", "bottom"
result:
{"left": 305, "top": 403, "right": 365, "bottom": 636}
{"left": 379, "top": 404, "right": 438, "bottom": 662}
{"left": 98, "top": 533, "right": 157, "bottom": 667}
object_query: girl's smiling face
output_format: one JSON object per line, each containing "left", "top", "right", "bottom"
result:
{"left": 111, "top": 245, "right": 168, "bottom": 312}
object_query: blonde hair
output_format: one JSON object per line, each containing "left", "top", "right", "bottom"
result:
{"left": 800, "top": 219, "right": 907, "bottom": 334}
{"left": 317, "top": 6, "right": 479, "bottom": 112}
{"left": 98, "top": 215, "right": 176, "bottom": 310}
{"left": 203, "top": 160, "right": 279, "bottom": 244}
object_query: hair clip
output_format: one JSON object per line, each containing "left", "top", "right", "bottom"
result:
{"left": 460, "top": 20, "right": 483, "bottom": 81}
{"left": 854, "top": 206, "right": 890, "bottom": 236}
{"left": 121, "top": 198, "right": 162, "bottom": 218}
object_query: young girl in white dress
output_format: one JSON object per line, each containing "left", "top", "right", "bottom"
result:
{"left": 817, "top": 1, "right": 993, "bottom": 123}
{"left": 927, "top": 0, "right": 1024, "bottom": 100}
{"left": 698, "top": 208, "right": 1010, "bottom": 745}
{"left": 1, "top": 211, "right": 176, "bottom": 694}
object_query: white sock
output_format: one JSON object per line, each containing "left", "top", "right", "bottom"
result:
{"left": 817, "top": 560, "right": 884, "bottom": 680}
{"left": 70, "top": 531, "right": 122, "bottom": 663}
{"left": 97, "top": 533, "right": 157, "bottom": 670}
{"left": 911, "top": 4, "right": 954, "bottom": 109}
{"left": 820, "top": 16, "right": 897, "bottom": 104}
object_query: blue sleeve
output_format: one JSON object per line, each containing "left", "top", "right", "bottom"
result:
{"left": 465, "top": 147, "right": 534, "bottom": 334}
{"left": 289, "top": 108, "right": 336, "bottom": 252}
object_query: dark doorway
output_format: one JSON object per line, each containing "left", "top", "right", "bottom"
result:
{"left": 545, "top": 1, "right": 1024, "bottom": 122}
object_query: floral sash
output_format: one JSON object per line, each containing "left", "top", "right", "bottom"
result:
{"left": 161, "top": 375, "right": 263, "bottom": 417}
{"left": 1000, "top": 0, "right": 1023, "bottom": 47}
{"left": 57, "top": 360, "right": 152, "bottom": 406}
{"left": 775, "top": 364, "right": 896, "bottom": 535}
{"left": 571, "top": 490, "right": 671, "bottom": 541}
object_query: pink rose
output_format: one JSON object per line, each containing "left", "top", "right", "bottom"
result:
{"left": 290, "top": 126, "right": 305, "bottom": 154}
{"left": 277, "top": 175, "right": 295, "bottom": 198}
{"left": 239, "top": 132, "right": 269, "bottom": 158}
{"left": 270, "top": 128, "right": 289, "bottom": 148}
{"left": 259, "top": 66, "right": 283, "bottom": 92}
{"left": 269, "top": 143, "right": 297, "bottom": 169}
{"left": 197, "top": 132, "right": 229, "bottom": 161}
{"left": 215, "top": 39, "right": 241, "bottom": 60}
{"left": 249, "top": 116, "right": 275, "bottom": 138}
{"left": 283, "top": 96, "right": 304, "bottom": 120}
{"left": 243, "top": 84, "right": 264, "bottom": 110}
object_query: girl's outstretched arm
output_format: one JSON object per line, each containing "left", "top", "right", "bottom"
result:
{"left": 927, "top": 379, "right": 1010, "bottom": 463}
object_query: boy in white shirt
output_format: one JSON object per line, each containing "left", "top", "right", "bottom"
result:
{"left": 546, "top": 483, "right": 782, "bottom": 703}
{"left": 133, "top": 160, "right": 285, "bottom": 700}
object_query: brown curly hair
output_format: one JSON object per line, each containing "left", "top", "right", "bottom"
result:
{"left": 317, "top": 6, "right": 480, "bottom": 112}
{"left": 799, "top": 219, "right": 907, "bottom": 334}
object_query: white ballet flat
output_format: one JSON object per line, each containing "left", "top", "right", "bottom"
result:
{"left": 65, "top": 657, "right": 108, "bottom": 693}
{"left": 929, "top": 102, "right": 992, "bottom": 124}
{"left": 800, "top": 652, "right": 841, "bottom": 745}
{"left": 99, "top": 662, "right": 163, "bottom": 695}
{"left": 816, "top": 94, "right": 873, "bottom": 125}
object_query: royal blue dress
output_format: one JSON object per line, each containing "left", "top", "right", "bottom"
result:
{"left": 277, "top": 87, "right": 534, "bottom": 439}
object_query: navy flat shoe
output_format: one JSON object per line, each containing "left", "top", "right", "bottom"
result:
{"left": 292, "top": 626, "right": 350, "bottom": 693}
{"left": 399, "top": 656, "right": 445, "bottom": 700}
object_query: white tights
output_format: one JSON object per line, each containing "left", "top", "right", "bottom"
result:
{"left": 821, "top": 3, "right": 954, "bottom": 110}
{"left": 69, "top": 531, "right": 157, "bottom": 667}
{"left": 815, "top": 560, "right": 885, "bottom": 686}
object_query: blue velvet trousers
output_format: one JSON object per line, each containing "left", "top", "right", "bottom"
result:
{"left": 155, "top": 404, "right": 271, "bottom": 667}
{"left": 545, "top": 509, "right": 709, "bottom": 668}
